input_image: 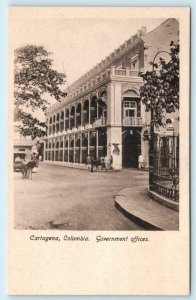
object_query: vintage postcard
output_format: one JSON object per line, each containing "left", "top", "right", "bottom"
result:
{"left": 8, "top": 7, "right": 190, "bottom": 295}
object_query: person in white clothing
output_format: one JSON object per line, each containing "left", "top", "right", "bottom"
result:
{"left": 138, "top": 154, "right": 144, "bottom": 169}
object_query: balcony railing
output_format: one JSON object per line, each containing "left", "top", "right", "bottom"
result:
{"left": 115, "top": 69, "right": 126, "bottom": 76}
{"left": 93, "top": 117, "right": 107, "bottom": 127}
{"left": 84, "top": 123, "right": 93, "bottom": 129}
{"left": 114, "top": 69, "right": 139, "bottom": 77}
{"left": 129, "top": 70, "right": 139, "bottom": 77}
{"left": 122, "top": 117, "right": 143, "bottom": 126}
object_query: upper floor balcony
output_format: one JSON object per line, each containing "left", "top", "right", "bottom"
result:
{"left": 47, "top": 115, "right": 143, "bottom": 138}
{"left": 93, "top": 117, "right": 107, "bottom": 127}
{"left": 47, "top": 66, "right": 143, "bottom": 114}
{"left": 122, "top": 116, "right": 143, "bottom": 127}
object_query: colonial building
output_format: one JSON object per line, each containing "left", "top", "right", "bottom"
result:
{"left": 14, "top": 123, "right": 36, "bottom": 161}
{"left": 44, "top": 18, "right": 179, "bottom": 170}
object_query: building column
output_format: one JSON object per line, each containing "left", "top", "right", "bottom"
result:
{"left": 63, "top": 136, "right": 65, "bottom": 162}
{"left": 88, "top": 131, "right": 90, "bottom": 155}
{"left": 53, "top": 139, "right": 55, "bottom": 161}
{"left": 51, "top": 140, "right": 53, "bottom": 160}
{"left": 64, "top": 108, "right": 66, "bottom": 131}
{"left": 74, "top": 108, "right": 76, "bottom": 128}
{"left": 80, "top": 134, "right": 82, "bottom": 163}
{"left": 81, "top": 104, "right": 83, "bottom": 126}
{"left": 47, "top": 121, "right": 49, "bottom": 136}
{"left": 69, "top": 110, "right": 71, "bottom": 130}
{"left": 54, "top": 139, "right": 55, "bottom": 161}
{"left": 73, "top": 135, "right": 76, "bottom": 163}
{"left": 96, "top": 102, "right": 99, "bottom": 119}
{"left": 107, "top": 126, "right": 122, "bottom": 170}
{"left": 68, "top": 135, "right": 70, "bottom": 162}
{"left": 141, "top": 128, "right": 149, "bottom": 169}
{"left": 43, "top": 140, "right": 46, "bottom": 161}
{"left": 89, "top": 99, "right": 91, "bottom": 124}
{"left": 107, "top": 81, "right": 122, "bottom": 170}
{"left": 96, "top": 130, "right": 99, "bottom": 158}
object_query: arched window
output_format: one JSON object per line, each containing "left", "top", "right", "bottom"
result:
{"left": 76, "top": 103, "right": 82, "bottom": 126}
{"left": 65, "top": 109, "right": 69, "bottom": 129}
{"left": 90, "top": 96, "right": 97, "bottom": 123}
{"left": 70, "top": 106, "right": 75, "bottom": 129}
{"left": 83, "top": 100, "right": 89, "bottom": 124}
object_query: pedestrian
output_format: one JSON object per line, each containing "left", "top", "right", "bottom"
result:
{"left": 104, "top": 155, "right": 111, "bottom": 171}
{"left": 95, "top": 157, "right": 101, "bottom": 172}
{"left": 21, "top": 156, "right": 28, "bottom": 178}
{"left": 91, "top": 157, "right": 95, "bottom": 173}
{"left": 110, "top": 155, "right": 113, "bottom": 169}
{"left": 138, "top": 154, "right": 144, "bottom": 169}
{"left": 100, "top": 155, "right": 105, "bottom": 170}
{"left": 31, "top": 152, "right": 36, "bottom": 160}
{"left": 86, "top": 155, "right": 91, "bottom": 170}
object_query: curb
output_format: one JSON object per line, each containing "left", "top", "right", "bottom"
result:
{"left": 114, "top": 195, "right": 163, "bottom": 231}
{"left": 148, "top": 189, "right": 179, "bottom": 212}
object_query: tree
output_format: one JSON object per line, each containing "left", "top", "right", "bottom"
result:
{"left": 139, "top": 41, "right": 179, "bottom": 126}
{"left": 14, "top": 45, "right": 66, "bottom": 139}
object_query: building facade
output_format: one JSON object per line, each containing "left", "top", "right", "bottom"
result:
{"left": 44, "top": 18, "right": 179, "bottom": 170}
{"left": 14, "top": 123, "right": 36, "bottom": 161}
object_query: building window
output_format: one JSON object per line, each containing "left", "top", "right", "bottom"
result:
{"left": 131, "top": 59, "right": 138, "bottom": 70}
{"left": 130, "top": 53, "right": 139, "bottom": 70}
{"left": 123, "top": 100, "right": 137, "bottom": 117}
{"left": 124, "top": 101, "right": 136, "bottom": 108}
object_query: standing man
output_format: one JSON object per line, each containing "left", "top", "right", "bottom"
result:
{"left": 86, "top": 155, "right": 91, "bottom": 170}
{"left": 138, "top": 154, "right": 144, "bottom": 169}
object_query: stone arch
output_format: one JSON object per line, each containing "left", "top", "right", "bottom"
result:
{"left": 76, "top": 103, "right": 82, "bottom": 126}
{"left": 64, "top": 136, "right": 69, "bottom": 162}
{"left": 48, "top": 141, "right": 52, "bottom": 160}
{"left": 83, "top": 99, "right": 89, "bottom": 124}
{"left": 90, "top": 94, "right": 97, "bottom": 123}
{"left": 121, "top": 85, "right": 140, "bottom": 97}
{"left": 56, "top": 112, "right": 60, "bottom": 132}
{"left": 70, "top": 106, "right": 75, "bottom": 129}
{"left": 65, "top": 108, "right": 70, "bottom": 130}
{"left": 97, "top": 88, "right": 107, "bottom": 118}
{"left": 98, "top": 87, "right": 107, "bottom": 98}
{"left": 75, "top": 134, "right": 81, "bottom": 163}
{"left": 60, "top": 111, "right": 64, "bottom": 132}
{"left": 69, "top": 135, "right": 74, "bottom": 163}
{"left": 82, "top": 133, "right": 88, "bottom": 164}
{"left": 49, "top": 117, "right": 52, "bottom": 135}
{"left": 52, "top": 115, "right": 56, "bottom": 134}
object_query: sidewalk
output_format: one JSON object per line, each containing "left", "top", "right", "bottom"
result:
{"left": 115, "top": 185, "right": 179, "bottom": 230}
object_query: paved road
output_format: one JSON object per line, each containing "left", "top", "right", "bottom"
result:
{"left": 14, "top": 164, "right": 148, "bottom": 230}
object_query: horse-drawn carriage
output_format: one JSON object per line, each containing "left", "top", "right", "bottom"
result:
{"left": 21, "top": 159, "right": 39, "bottom": 180}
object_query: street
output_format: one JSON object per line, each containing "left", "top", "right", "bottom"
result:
{"left": 14, "top": 164, "right": 148, "bottom": 230}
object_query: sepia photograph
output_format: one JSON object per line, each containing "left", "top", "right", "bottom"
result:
{"left": 8, "top": 7, "right": 190, "bottom": 296}
{"left": 12, "top": 14, "right": 180, "bottom": 231}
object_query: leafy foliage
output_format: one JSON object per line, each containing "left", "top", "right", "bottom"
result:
{"left": 14, "top": 45, "right": 66, "bottom": 139}
{"left": 139, "top": 41, "right": 179, "bottom": 126}
{"left": 17, "top": 109, "right": 46, "bottom": 140}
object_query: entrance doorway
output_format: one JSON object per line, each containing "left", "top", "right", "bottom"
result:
{"left": 122, "top": 129, "right": 141, "bottom": 167}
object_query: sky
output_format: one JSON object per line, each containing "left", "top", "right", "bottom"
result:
{"left": 10, "top": 14, "right": 165, "bottom": 85}
{"left": 10, "top": 10, "right": 166, "bottom": 121}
